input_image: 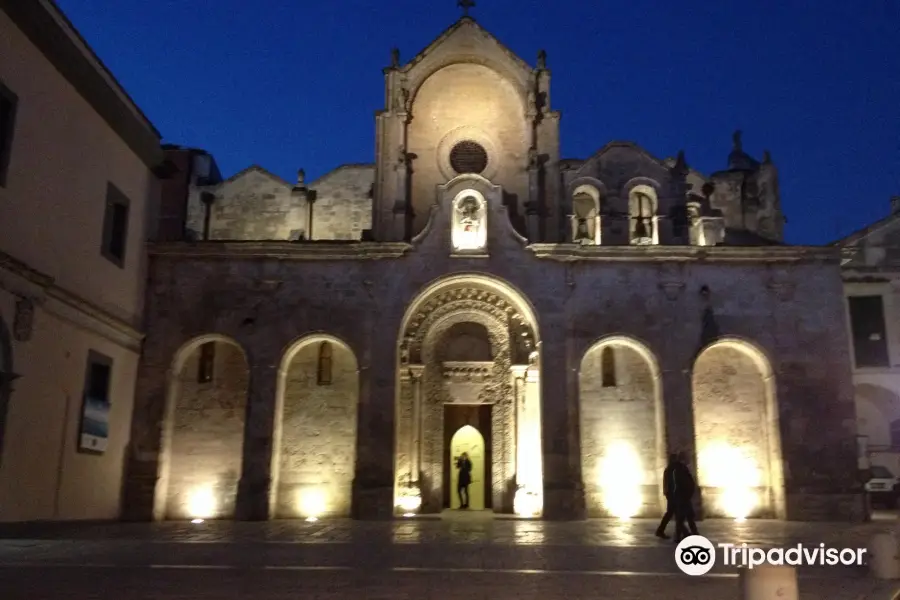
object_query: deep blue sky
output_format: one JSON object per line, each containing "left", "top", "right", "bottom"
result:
{"left": 57, "top": 0, "right": 899, "bottom": 245}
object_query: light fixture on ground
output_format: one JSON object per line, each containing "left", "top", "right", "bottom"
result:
{"left": 187, "top": 487, "right": 216, "bottom": 521}
{"left": 699, "top": 442, "right": 761, "bottom": 520}
{"left": 599, "top": 441, "right": 643, "bottom": 519}
{"left": 396, "top": 489, "right": 421, "bottom": 517}
{"left": 514, "top": 486, "right": 541, "bottom": 517}
{"left": 298, "top": 488, "right": 327, "bottom": 522}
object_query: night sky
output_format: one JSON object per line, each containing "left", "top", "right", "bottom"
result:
{"left": 55, "top": 0, "right": 900, "bottom": 245}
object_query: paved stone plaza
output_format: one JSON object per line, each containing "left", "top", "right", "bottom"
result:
{"left": 1, "top": 515, "right": 899, "bottom": 598}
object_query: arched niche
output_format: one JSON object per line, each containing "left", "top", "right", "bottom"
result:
{"left": 578, "top": 335, "right": 665, "bottom": 518}
{"left": 160, "top": 334, "right": 249, "bottom": 520}
{"left": 272, "top": 333, "right": 359, "bottom": 518}
{"left": 692, "top": 337, "right": 785, "bottom": 519}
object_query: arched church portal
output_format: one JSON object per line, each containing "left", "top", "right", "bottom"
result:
{"left": 394, "top": 274, "right": 543, "bottom": 516}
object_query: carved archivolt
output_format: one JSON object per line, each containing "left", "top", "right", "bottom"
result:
{"left": 401, "top": 287, "right": 536, "bottom": 364}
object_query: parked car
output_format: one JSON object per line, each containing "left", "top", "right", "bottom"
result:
{"left": 865, "top": 465, "right": 899, "bottom": 507}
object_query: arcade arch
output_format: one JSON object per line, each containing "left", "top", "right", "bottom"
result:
{"left": 272, "top": 334, "right": 359, "bottom": 518}
{"left": 692, "top": 338, "right": 785, "bottom": 519}
{"left": 159, "top": 335, "right": 249, "bottom": 520}
{"left": 579, "top": 336, "right": 665, "bottom": 518}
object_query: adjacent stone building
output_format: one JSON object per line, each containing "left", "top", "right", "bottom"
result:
{"left": 834, "top": 197, "right": 900, "bottom": 477}
{"left": 0, "top": 0, "right": 162, "bottom": 521}
{"left": 123, "top": 15, "right": 864, "bottom": 522}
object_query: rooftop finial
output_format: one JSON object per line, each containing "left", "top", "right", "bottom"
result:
{"left": 732, "top": 129, "right": 743, "bottom": 152}
{"left": 458, "top": 0, "right": 475, "bottom": 17}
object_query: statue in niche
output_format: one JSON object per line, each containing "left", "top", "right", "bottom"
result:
{"left": 526, "top": 88, "right": 536, "bottom": 114}
{"left": 457, "top": 196, "right": 481, "bottom": 232}
{"left": 452, "top": 194, "right": 487, "bottom": 252}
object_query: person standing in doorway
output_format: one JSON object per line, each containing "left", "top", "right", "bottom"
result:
{"left": 456, "top": 452, "right": 472, "bottom": 509}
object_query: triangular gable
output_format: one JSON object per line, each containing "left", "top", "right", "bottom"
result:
{"left": 401, "top": 17, "right": 532, "bottom": 74}
{"left": 308, "top": 163, "right": 375, "bottom": 187}
{"left": 210, "top": 165, "right": 293, "bottom": 190}
{"left": 573, "top": 140, "right": 671, "bottom": 176}
{"left": 831, "top": 212, "right": 900, "bottom": 247}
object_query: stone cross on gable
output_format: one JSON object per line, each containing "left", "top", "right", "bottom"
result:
{"left": 458, "top": 0, "right": 475, "bottom": 16}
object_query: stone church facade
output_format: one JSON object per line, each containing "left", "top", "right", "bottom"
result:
{"left": 123, "top": 16, "right": 864, "bottom": 522}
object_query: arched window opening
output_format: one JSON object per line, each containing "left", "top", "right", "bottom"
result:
{"left": 570, "top": 185, "right": 602, "bottom": 245}
{"left": 197, "top": 342, "right": 216, "bottom": 383}
{"left": 601, "top": 346, "right": 616, "bottom": 387}
{"left": 629, "top": 186, "right": 658, "bottom": 245}
{"left": 317, "top": 342, "right": 333, "bottom": 386}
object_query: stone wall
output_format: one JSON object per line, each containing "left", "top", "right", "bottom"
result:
{"left": 309, "top": 166, "right": 374, "bottom": 241}
{"left": 166, "top": 340, "right": 248, "bottom": 519}
{"left": 579, "top": 342, "right": 661, "bottom": 517}
{"left": 276, "top": 339, "right": 358, "bottom": 517}
{"left": 185, "top": 165, "right": 374, "bottom": 242}
{"left": 125, "top": 223, "right": 864, "bottom": 521}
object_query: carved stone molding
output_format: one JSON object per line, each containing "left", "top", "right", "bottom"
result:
{"left": 403, "top": 286, "right": 536, "bottom": 363}
{"left": 442, "top": 361, "right": 493, "bottom": 383}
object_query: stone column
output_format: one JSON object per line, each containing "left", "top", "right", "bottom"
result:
{"left": 121, "top": 358, "right": 170, "bottom": 521}
{"left": 540, "top": 324, "right": 586, "bottom": 519}
{"left": 235, "top": 361, "right": 279, "bottom": 520}
{"left": 352, "top": 325, "right": 396, "bottom": 519}
{"left": 660, "top": 366, "right": 702, "bottom": 517}
{"left": 523, "top": 366, "right": 543, "bottom": 491}
{"left": 511, "top": 366, "right": 527, "bottom": 486}
{"left": 410, "top": 365, "right": 424, "bottom": 483}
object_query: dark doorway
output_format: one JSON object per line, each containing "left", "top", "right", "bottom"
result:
{"left": 443, "top": 403, "right": 492, "bottom": 509}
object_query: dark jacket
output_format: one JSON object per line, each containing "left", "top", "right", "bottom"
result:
{"left": 670, "top": 462, "right": 696, "bottom": 501}
{"left": 456, "top": 457, "right": 472, "bottom": 486}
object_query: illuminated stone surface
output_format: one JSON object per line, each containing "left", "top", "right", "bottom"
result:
{"left": 0, "top": 518, "right": 896, "bottom": 599}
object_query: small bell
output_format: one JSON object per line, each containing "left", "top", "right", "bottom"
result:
{"left": 634, "top": 217, "right": 648, "bottom": 240}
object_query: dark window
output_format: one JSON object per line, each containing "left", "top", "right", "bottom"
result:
{"left": 449, "top": 141, "right": 488, "bottom": 174}
{"left": 0, "top": 81, "right": 18, "bottom": 187}
{"left": 601, "top": 346, "right": 616, "bottom": 387}
{"left": 197, "top": 342, "right": 216, "bottom": 383}
{"left": 848, "top": 295, "right": 890, "bottom": 368}
{"left": 101, "top": 183, "right": 130, "bottom": 267}
{"left": 78, "top": 351, "right": 112, "bottom": 454}
{"left": 317, "top": 342, "right": 332, "bottom": 385}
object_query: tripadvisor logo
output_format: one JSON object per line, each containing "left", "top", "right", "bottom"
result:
{"left": 675, "top": 535, "right": 867, "bottom": 576}
{"left": 675, "top": 535, "right": 716, "bottom": 576}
